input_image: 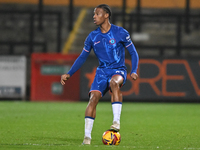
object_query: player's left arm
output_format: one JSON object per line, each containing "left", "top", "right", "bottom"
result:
{"left": 126, "top": 43, "right": 139, "bottom": 80}
{"left": 121, "top": 28, "right": 139, "bottom": 80}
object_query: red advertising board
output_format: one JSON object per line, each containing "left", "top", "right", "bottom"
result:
{"left": 31, "top": 53, "right": 80, "bottom": 101}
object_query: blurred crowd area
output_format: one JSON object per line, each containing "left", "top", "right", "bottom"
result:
{"left": 0, "top": 0, "right": 200, "bottom": 57}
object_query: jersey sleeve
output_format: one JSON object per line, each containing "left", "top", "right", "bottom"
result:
{"left": 67, "top": 34, "right": 93, "bottom": 76}
{"left": 120, "top": 28, "right": 139, "bottom": 74}
{"left": 83, "top": 34, "right": 93, "bottom": 53}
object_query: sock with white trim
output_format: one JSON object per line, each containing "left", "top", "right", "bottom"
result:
{"left": 84, "top": 116, "right": 95, "bottom": 139}
{"left": 112, "top": 102, "right": 122, "bottom": 124}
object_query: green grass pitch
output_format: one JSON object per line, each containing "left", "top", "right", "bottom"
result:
{"left": 0, "top": 101, "right": 200, "bottom": 150}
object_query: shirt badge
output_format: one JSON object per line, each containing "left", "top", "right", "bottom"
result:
{"left": 109, "top": 38, "right": 116, "bottom": 45}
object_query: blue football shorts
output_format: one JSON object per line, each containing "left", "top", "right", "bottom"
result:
{"left": 89, "top": 67, "right": 127, "bottom": 97}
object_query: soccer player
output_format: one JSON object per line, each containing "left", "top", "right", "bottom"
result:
{"left": 61, "top": 4, "right": 139, "bottom": 145}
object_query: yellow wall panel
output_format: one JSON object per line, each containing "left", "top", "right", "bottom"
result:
{"left": 0, "top": 0, "right": 200, "bottom": 8}
{"left": 0, "top": 0, "right": 37, "bottom": 4}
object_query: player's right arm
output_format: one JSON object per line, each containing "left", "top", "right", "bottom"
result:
{"left": 60, "top": 50, "right": 90, "bottom": 85}
{"left": 61, "top": 74, "right": 70, "bottom": 85}
{"left": 60, "top": 34, "right": 93, "bottom": 85}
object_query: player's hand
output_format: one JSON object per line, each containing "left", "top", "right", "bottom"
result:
{"left": 131, "top": 73, "right": 138, "bottom": 81}
{"left": 60, "top": 74, "right": 70, "bottom": 85}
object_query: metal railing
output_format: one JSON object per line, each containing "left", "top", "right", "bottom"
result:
{"left": 1, "top": 0, "right": 199, "bottom": 56}
{"left": 0, "top": 10, "right": 62, "bottom": 55}
{"left": 112, "top": 12, "right": 200, "bottom": 57}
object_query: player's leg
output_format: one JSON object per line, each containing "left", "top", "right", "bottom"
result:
{"left": 85, "top": 91, "right": 101, "bottom": 118}
{"left": 83, "top": 91, "right": 101, "bottom": 145}
{"left": 83, "top": 68, "right": 108, "bottom": 144}
{"left": 109, "top": 75, "right": 124, "bottom": 131}
{"left": 110, "top": 75, "right": 123, "bottom": 103}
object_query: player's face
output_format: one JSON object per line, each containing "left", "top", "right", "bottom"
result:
{"left": 93, "top": 8, "right": 108, "bottom": 26}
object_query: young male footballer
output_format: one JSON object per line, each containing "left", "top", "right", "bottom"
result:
{"left": 61, "top": 4, "right": 139, "bottom": 145}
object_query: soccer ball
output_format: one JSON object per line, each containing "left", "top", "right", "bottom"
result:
{"left": 102, "top": 130, "right": 121, "bottom": 145}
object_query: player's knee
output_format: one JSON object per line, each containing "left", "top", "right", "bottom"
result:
{"left": 89, "top": 96, "right": 97, "bottom": 103}
{"left": 110, "top": 79, "right": 119, "bottom": 89}
{"left": 89, "top": 94, "right": 99, "bottom": 106}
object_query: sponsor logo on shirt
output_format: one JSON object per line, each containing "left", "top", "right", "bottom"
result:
{"left": 109, "top": 38, "right": 116, "bottom": 45}
{"left": 94, "top": 41, "right": 100, "bottom": 46}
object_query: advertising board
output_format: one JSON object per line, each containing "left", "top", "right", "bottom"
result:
{"left": 80, "top": 56, "right": 200, "bottom": 102}
{"left": 0, "top": 56, "right": 26, "bottom": 99}
{"left": 31, "top": 53, "right": 80, "bottom": 101}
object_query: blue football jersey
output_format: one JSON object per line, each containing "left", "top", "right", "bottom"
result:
{"left": 68, "top": 24, "right": 138, "bottom": 76}
{"left": 84, "top": 24, "right": 133, "bottom": 70}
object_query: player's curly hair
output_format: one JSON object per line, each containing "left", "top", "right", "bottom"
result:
{"left": 96, "top": 4, "right": 112, "bottom": 20}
